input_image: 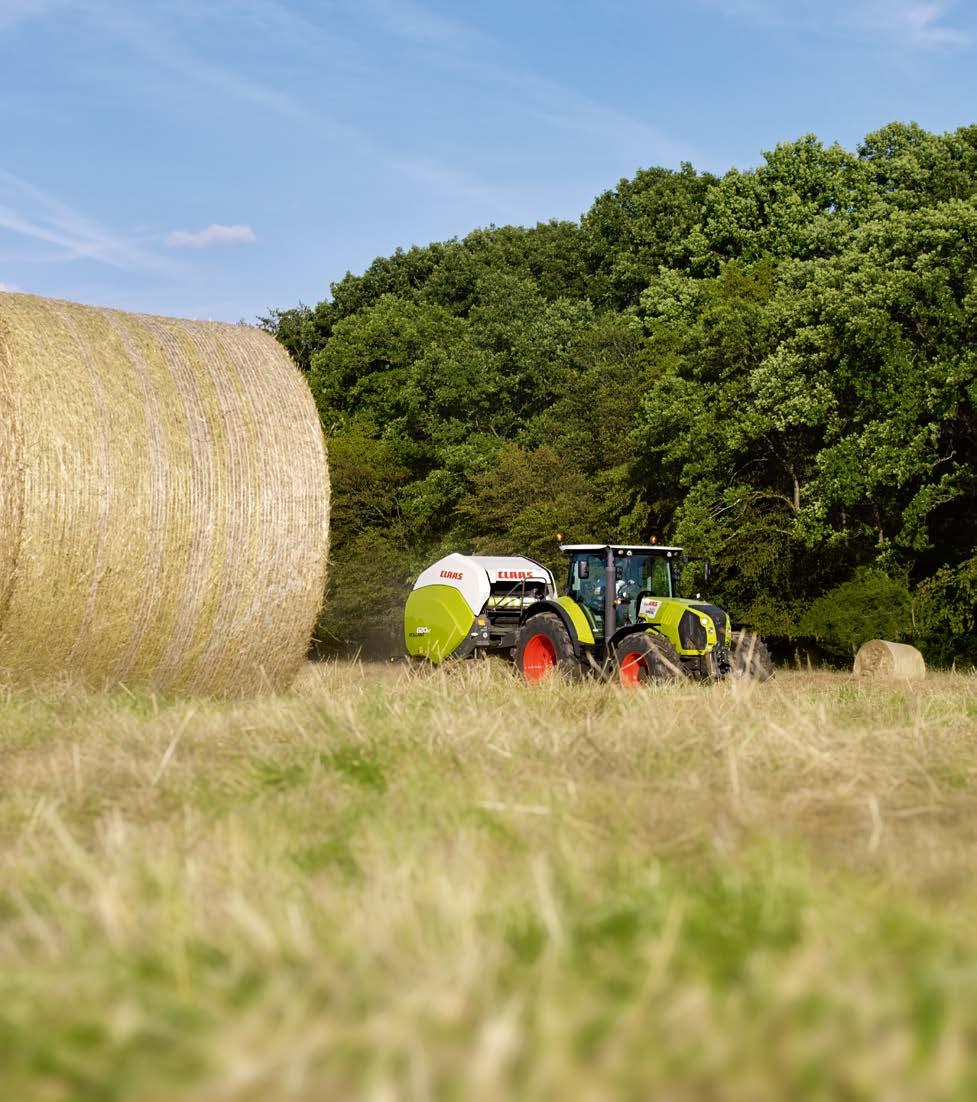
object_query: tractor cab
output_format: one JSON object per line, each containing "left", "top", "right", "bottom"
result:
{"left": 561, "top": 544, "right": 684, "bottom": 639}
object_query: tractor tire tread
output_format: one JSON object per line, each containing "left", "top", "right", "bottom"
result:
{"left": 514, "top": 613, "right": 579, "bottom": 680}
{"left": 615, "top": 631, "right": 686, "bottom": 682}
{"left": 730, "top": 631, "right": 774, "bottom": 681}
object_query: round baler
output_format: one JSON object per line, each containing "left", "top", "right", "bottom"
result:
{"left": 405, "top": 553, "right": 557, "bottom": 663}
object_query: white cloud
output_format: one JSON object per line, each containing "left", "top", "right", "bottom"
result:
{"left": 166, "top": 223, "right": 256, "bottom": 249}
{"left": 0, "top": 0, "right": 65, "bottom": 33}
{"left": 0, "top": 169, "right": 166, "bottom": 270}
{"left": 0, "top": 281, "right": 20, "bottom": 292}
{"left": 855, "top": 0, "right": 970, "bottom": 47}
{"left": 351, "top": 0, "right": 482, "bottom": 48}
{"left": 703, "top": 0, "right": 970, "bottom": 48}
{"left": 355, "top": 0, "right": 698, "bottom": 177}
{"left": 388, "top": 155, "right": 520, "bottom": 217}
{"left": 86, "top": 4, "right": 316, "bottom": 123}
{"left": 536, "top": 102, "right": 694, "bottom": 167}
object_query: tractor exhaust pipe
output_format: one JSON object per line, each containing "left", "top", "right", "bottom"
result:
{"left": 604, "top": 546, "right": 616, "bottom": 640}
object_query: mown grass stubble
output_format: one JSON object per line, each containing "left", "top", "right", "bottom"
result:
{"left": 3, "top": 663, "right": 977, "bottom": 1100}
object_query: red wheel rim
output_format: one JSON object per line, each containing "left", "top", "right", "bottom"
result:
{"left": 522, "top": 634, "right": 557, "bottom": 681}
{"left": 619, "top": 652, "right": 648, "bottom": 686}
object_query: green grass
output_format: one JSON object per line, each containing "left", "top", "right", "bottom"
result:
{"left": 3, "top": 662, "right": 977, "bottom": 1100}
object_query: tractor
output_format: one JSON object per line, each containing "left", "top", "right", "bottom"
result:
{"left": 404, "top": 543, "right": 773, "bottom": 683}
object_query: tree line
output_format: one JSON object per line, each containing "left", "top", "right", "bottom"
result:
{"left": 263, "top": 122, "right": 977, "bottom": 665}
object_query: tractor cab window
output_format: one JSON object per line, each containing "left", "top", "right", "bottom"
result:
{"left": 614, "top": 552, "right": 673, "bottom": 626}
{"left": 567, "top": 553, "right": 607, "bottom": 632}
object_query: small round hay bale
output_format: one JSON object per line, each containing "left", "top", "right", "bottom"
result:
{"left": 854, "top": 639, "right": 926, "bottom": 681}
{"left": 0, "top": 294, "right": 329, "bottom": 695}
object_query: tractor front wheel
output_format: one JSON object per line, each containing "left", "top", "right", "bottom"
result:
{"left": 615, "top": 633, "right": 685, "bottom": 685}
{"left": 514, "top": 614, "right": 579, "bottom": 682}
{"left": 730, "top": 631, "right": 774, "bottom": 681}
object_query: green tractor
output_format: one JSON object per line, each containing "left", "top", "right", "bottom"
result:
{"left": 404, "top": 543, "right": 773, "bottom": 683}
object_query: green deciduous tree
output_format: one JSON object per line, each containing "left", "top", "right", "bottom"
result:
{"left": 266, "top": 123, "right": 977, "bottom": 664}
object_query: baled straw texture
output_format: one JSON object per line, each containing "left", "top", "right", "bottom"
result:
{"left": 0, "top": 294, "right": 329, "bottom": 695}
{"left": 854, "top": 639, "right": 926, "bottom": 680}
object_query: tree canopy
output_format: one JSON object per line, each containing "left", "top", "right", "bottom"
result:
{"left": 263, "top": 122, "right": 977, "bottom": 664}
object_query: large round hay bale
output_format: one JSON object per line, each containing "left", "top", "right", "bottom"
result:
{"left": 853, "top": 639, "right": 926, "bottom": 681}
{"left": 0, "top": 294, "right": 329, "bottom": 695}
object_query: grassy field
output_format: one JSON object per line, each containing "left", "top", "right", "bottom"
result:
{"left": 3, "top": 662, "right": 977, "bottom": 1101}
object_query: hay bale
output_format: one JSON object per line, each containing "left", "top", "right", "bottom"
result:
{"left": 0, "top": 294, "right": 329, "bottom": 695}
{"left": 853, "top": 639, "right": 926, "bottom": 681}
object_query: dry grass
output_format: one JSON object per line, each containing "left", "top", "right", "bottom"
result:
{"left": 3, "top": 663, "right": 977, "bottom": 1100}
{"left": 0, "top": 294, "right": 329, "bottom": 695}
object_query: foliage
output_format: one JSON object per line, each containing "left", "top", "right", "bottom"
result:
{"left": 799, "top": 568, "right": 913, "bottom": 659}
{"left": 266, "top": 122, "right": 977, "bottom": 663}
{"left": 914, "top": 557, "right": 977, "bottom": 668}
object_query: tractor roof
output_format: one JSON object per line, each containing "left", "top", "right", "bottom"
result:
{"left": 560, "top": 544, "right": 683, "bottom": 554}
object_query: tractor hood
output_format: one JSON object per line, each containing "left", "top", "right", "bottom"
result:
{"left": 634, "top": 594, "right": 730, "bottom": 653}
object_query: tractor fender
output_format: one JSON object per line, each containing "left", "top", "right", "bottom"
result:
{"left": 607, "top": 623, "right": 665, "bottom": 653}
{"left": 519, "top": 600, "right": 582, "bottom": 657}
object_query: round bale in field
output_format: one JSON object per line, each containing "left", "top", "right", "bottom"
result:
{"left": 0, "top": 293, "right": 329, "bottom": 695}
{"left": 854, "top": 639, "right": 926, "bottom": 681}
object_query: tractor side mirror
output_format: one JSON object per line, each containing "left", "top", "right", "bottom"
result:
{"left": 578, "top": 560, "right": 589, "bottom": 579}
{"left": 703, "top": 561, "right": 711, "bottom": 583}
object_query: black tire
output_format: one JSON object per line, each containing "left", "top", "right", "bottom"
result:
{"left": 514, "top": 613, "right": 579, "bottom": 682}
{"left": 615, "top": 632, "right": 686, "bottom": 684}
{"left": 730, "top": 631, "right": 774, "bottom": 681}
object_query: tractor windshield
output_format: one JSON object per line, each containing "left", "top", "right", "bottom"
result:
{"left": 614, "top": 552, "right": 672, "bottom": 625}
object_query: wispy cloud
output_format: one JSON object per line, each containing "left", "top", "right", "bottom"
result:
{"left": 167, "top": 223, "right": 256, "bottom": 249}
{"left": 80, "top": 2, "right": 374, "bottom": 145}
{"left": 33, "top": 2, "right": 313, "bottom": 124}
{"left": 0, "top": 0, "right": 66, "bottom": 33}
{"left": 854, "top": 0, "right": 970, "bottom": 46}
{"left": 350, "top": 0, "right": 481, "bottom": 48}
{"left": 354, "top": 0, "right": 697, "bottom": 175}
{"left": 0, "top": 169, "right": 166, "bottom": 270}
{"left": 105, "top": 13, "right": 309, "bottom": 119}
{"left": 388, "top": 156, "right": 519, "bottom": 217}
{"left": 704, "top": 0, "right": 970, "bottom": 48}
{"left": 0, "top": 281, "right": 20, "bottom": 292}
{"left": 536, "top": 102, "right": 693, "bottom": 167}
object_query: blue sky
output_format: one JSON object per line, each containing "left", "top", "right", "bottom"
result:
{"left": 0, "top": 0, "right": 975, "bottom": 321}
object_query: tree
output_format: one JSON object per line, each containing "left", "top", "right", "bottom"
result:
{"left": 583, "top": 163, "right": 714, "bottom": 308}
{"left": 269, "top": 122, "right": 977, "bottom": 664}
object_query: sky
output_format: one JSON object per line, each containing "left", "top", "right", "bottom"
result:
{"left": 0, "top": 0, "right": 975, "bottom": 321}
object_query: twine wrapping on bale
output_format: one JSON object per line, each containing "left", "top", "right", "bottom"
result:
{"left": 0, "top": 294, "right": 329, "bottom": 695}
{"left": 854, "top": 639, "right": 926, "bottom": 681}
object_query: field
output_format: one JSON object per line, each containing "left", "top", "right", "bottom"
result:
{"left": 3, "top": 662, "right": 977, "bottom": 1101}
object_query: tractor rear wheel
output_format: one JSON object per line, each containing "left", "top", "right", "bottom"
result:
{"left": 514, "top": 613, "right": 579, "bottom": 682}
{"left": 615, "top": 632, "right": 685, "bottom": 685}
{"left": 730, "top": 631, "right": 774, "bottom": 681}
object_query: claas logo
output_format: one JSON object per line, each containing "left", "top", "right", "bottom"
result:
{"left": 440, "top": 570, "right": 464, "bottom": 581}
{"left": 498, "top": 570, "right": 536, "bottom": 580}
